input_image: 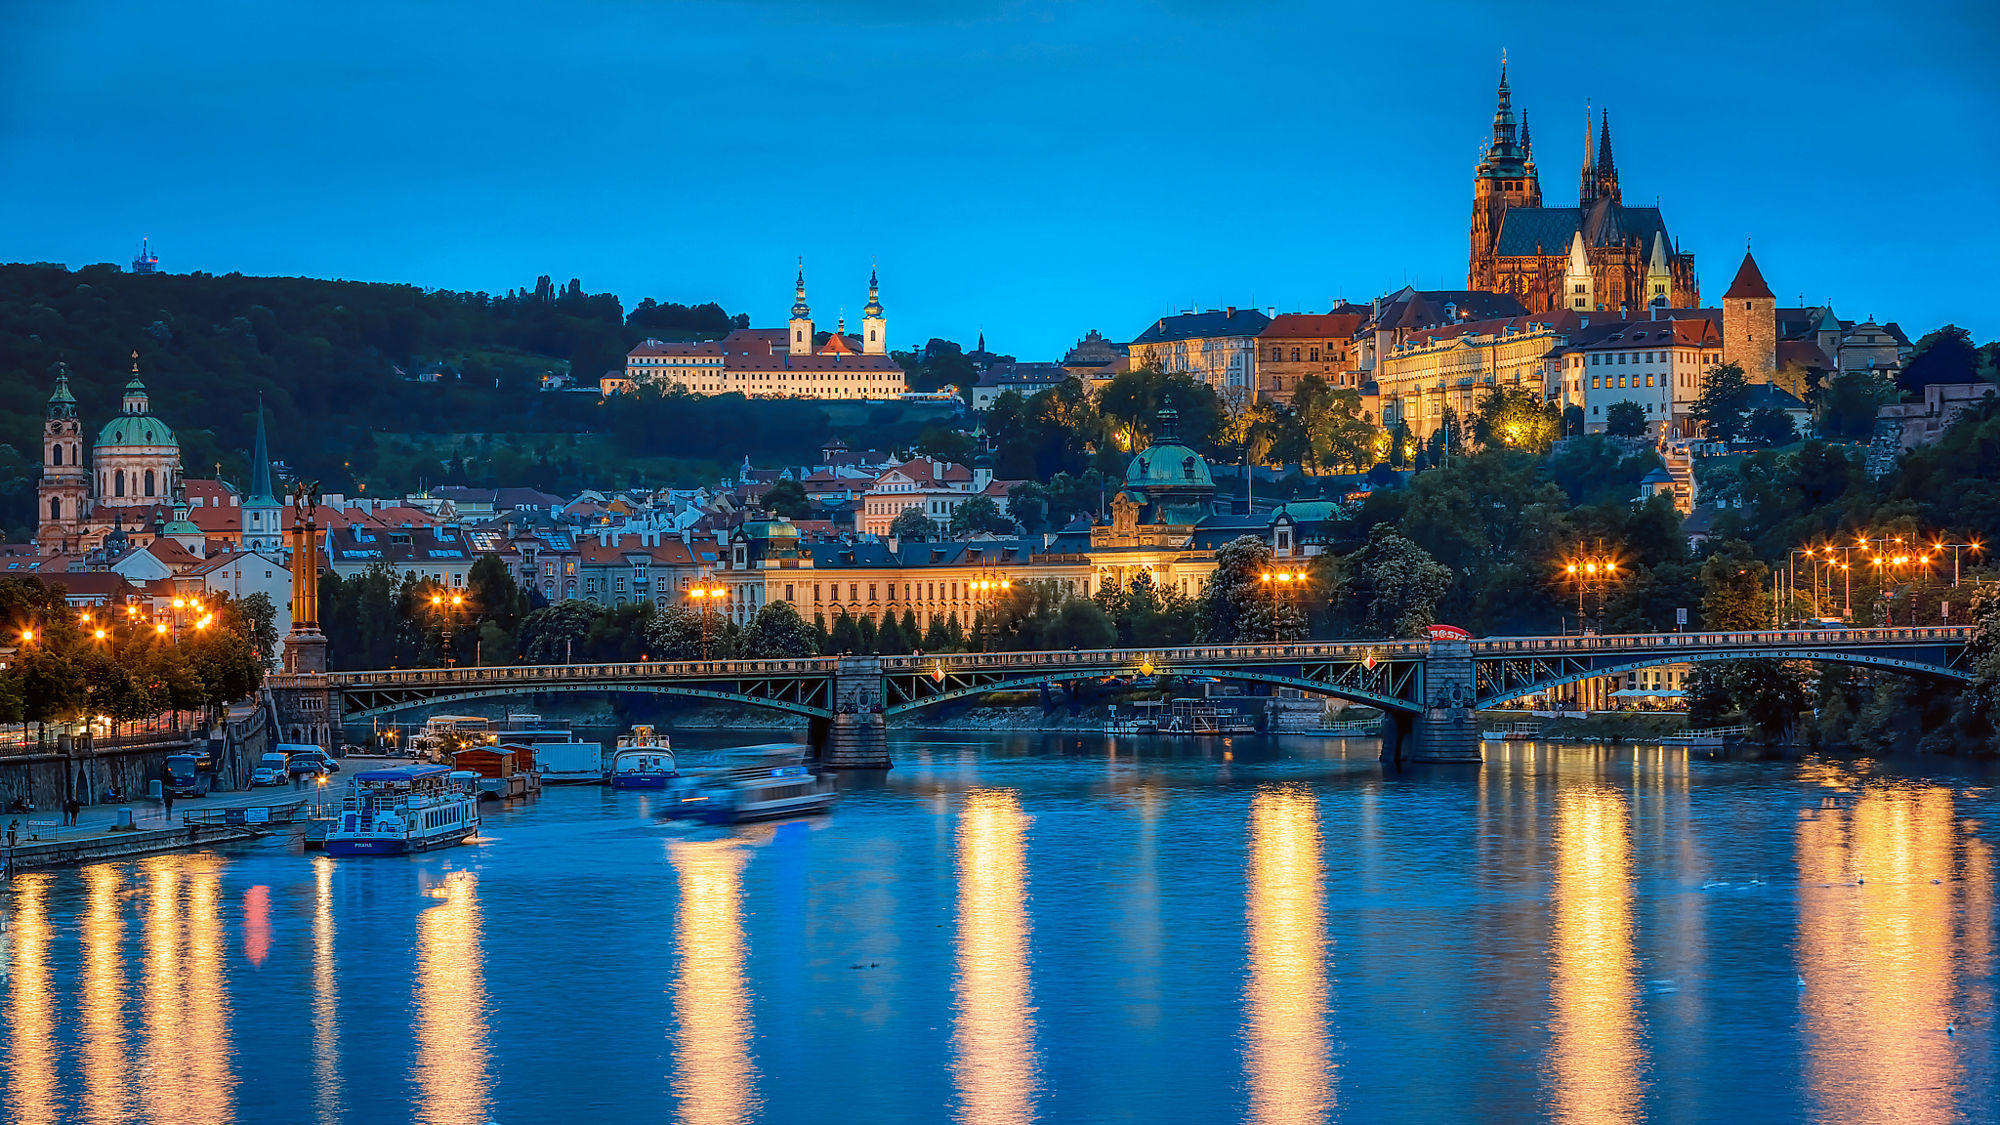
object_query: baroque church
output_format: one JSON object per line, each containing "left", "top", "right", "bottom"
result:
{"left": 1467, "top": 64, "right": 1699, "bottom": 315}
{"left": 34, "top": 355, "right": 237, "bottom": 554}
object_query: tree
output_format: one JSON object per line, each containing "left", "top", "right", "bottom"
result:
{"left": 1474, "top": 385, "right": 1562, "bottom": 453}
{"left": 1603, "top": 400, "right": 1648, "bottom": 438}
{"left": 1899, "top": 325, "right": 1982, "bottom": 395}
{"left": 1699, "top": 539, "right": 1769, "bottom": 629}
{"left": 1818, "top": 371, "right": 1894, "bottom": 442}
{"left": 759, "top": 479, "right": 810, "bottom": 519}
{"left": 1195, "top": 536, "right": 1306, "bottom": 643}
{"left": 517, "top": 601, "right": 601, "bottom": 664}
{"left": 237, "top": 592, "right": 280, "bottom": 667}
{"left": 1691, "top": 363, "right": 1752, "bottom": 442}
{"left": 740, "top": 602, "right": 818, "bottom": 658}
{"left": 889, "top": 508, "right": 941, "bottom": 541}
{"left": 1335, "top": 524, "right": 1453, "bottom": 638}
{"left": 913, "top": 426, "right": 975, "bottom": 464}
{"left": 948, "top": 495, "right": 1016, "bottom": 536}
{"left": 1284, "top": 375, "right": 1380, "bottom": 474}
{"left": 1744, "top": 406, "right": 1797, "bottom": 447}
{"left": 828, "top": 612, "right": 862, "bottom": 655}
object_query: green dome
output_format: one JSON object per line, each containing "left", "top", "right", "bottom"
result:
{"left": 96, "top": 416, "right": 179, "bottom": 450}
{"left": 1125, "top": 442, "right": 1211, "bottom": 489}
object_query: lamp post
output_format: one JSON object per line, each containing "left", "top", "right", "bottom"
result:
{"left": 1560, "top": 553, "right": 1620, "bottom": 634}
{"left": 969, "top": 575, "right": 1012, "bottom": 651}
{"left": 1257, "top": 568, "right": 1310, "bottom": 642}
{"left": 686, "top": 583, "right": 727, "bottom": 659}
{"left": 427, "top": 590, "right": 465, "bottom": 667}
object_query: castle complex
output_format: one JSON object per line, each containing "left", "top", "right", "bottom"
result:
{"left": 1467, "top": 65, "right": 1699, "bottom": 315}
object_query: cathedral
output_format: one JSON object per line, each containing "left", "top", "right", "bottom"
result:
{"left": 1467, "top": 64, "right": 1699, "bottom": 315}
{"left": 35, "top": 355, "right": 195, "bottom": 553}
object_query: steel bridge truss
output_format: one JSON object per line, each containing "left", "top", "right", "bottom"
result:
{"left": 332, "top": 667, "right": 835, "bottom": 722}
{"left": 879, "top": 651, "right": 1427, "bottom": 716}
{"left": 1474, "top": 643, "right": 1974, "bottom": 709}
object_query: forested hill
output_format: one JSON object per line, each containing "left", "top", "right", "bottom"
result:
{"left": 0, "top": 261, "right": 742, "bottom": 505}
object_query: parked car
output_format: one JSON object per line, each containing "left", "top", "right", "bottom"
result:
{"left": 251, "top": 752, "right": 290, "bottom": 787}
{"left": 287, "top": 752, "right": 339, "bottom": 778}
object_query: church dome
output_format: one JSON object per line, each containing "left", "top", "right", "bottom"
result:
{"left": 96, "top": 415, "right": 179, "bottom": 450}
{"left": 1124, "top": 441, "right": 1212, "bottom": 489}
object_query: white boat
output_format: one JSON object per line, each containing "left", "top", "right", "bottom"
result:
{"left": 687, "top": 745, "right": 837, "bottom": 825}
{"left": 609, "top": 725, "right": 677, "bottom": 789}
{"left": 324, "top": 764, "right": 481, "bottom": 857}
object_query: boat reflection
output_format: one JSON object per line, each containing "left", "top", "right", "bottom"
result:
{"left": 1797, "top": 782, "right": 1989, "bottom": 1123}
{"left": 953, "top": 787, "right": 1037, "bottom": 1125}
{"left": 312, "top": 857, "right": 341, "bottom": 1125}
{"left": 6, "top": 875, "right": 57, "bottom": 1125}
{"left": 414, "top": 870, "right": 491, "bottom": 1125}
{"left": 81, "top": 866, "right": 130, "bottom": 1125}
{"left": 1244, "top": 784, "right": 1331, "bottom": 1125}
{"left": 669, "top": 838, "right": 758, "bottom": 1125}
{"left": 1548, "top": 786, "right": 1642, "bottom": 1124}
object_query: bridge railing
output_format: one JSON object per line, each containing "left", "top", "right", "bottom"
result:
{"left": 314, "top": 657, "right": 840, "bottom": 688}
{"left": 879, "top": 639, "right": 1432, "bottom": 675}
{"left": 1472, "top": 626, "right": 1969, "bottom": 656}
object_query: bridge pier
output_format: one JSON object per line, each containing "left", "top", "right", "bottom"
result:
{"left": 820, "top": 657, "right": 891, "bottom": 770}
{"left": 1404, "top": 640, "right": 1482, "bottom": 764}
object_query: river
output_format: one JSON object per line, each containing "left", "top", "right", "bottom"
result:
{"left": 2, "top": 733, "right": 1997, "bottom": 1123}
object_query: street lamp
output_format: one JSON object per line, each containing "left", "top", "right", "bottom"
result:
{"left": 970, "top": 575, "right": 1012, "bottom": 651}
{"left": 1258, "top": 569, "right": 1310, "bottom": 642}
{"left": 1560, "top": 553, "right": 1620, "bottom": 634}
{"left": 686, "top": 584, "right": 728, "bottom": 659}
{"left": 427, "top": 590, "right": 466, "bottom": 667}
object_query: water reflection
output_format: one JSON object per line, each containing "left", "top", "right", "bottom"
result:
{"left": 6, "top": 875, "right": 58, "bottom": 1125}
{"left": 243, "top": 884, "right": 271, "bottom": 966}
{"left": 312, "top": 858, "right": 341, "bottom": 1125}
{"left": 1244, "top": 785, "right": 1331, "bottom": 1125}
{"left": 185, "top": 863, "right": 236, "bottom": 1123}
{"left": 1548, "top": 787, "right": 1642, "bottom": 1124}
{"left": 1797, "top": 782, "right": 1985, "bottom": 1122}
{"left": 81, "top": 866, "right": 130, "bottom": 1125}
{"left": 953, "top": 788, "right": 1037, "bottom": 1125}
{"left": 142, "top": 859, "right": 188, "bottom": 1125}
{"left": 669, "top": 839, "right": 758, "bottom": 1125}
{"left": 414, "top": 870, "right": 491, "bottom": 1125}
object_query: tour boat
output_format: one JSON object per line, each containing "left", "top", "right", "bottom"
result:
{"left": 683, "top": 745, "right": 837, "bottom": 825}
{"left": 323, "top": 764, "right": 481, "bottom": 857}
{"left": 1158, "top": 698, "right": 1256, "bottom": 735}
{"left": 608, "top": 725, "right": 677, "bottom": 789}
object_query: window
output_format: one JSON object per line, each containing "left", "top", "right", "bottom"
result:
{"left": 145, "top": 469, "right": 156, "bottom": 496}
{"left": 50, "top": 445, "right": 60, "bottom": 466}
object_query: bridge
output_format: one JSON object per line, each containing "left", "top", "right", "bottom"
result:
{"left": 263, "top": 626, "right": 1975, "bottom": 767}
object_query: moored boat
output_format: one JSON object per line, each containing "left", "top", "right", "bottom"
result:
{"left": 608, "top": 725, "right": 676, "bottom": 789}
{"left": 324, "top": 764, "right": 481, "bottom": 857}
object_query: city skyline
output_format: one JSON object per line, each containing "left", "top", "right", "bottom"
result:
{"left": 5, "top": 1, "right": 1997, "bottom": 359}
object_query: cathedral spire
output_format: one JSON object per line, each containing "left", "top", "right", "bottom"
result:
{"left": 249, "top": 397, "right": 275, "bottom": 503}
{"left": 1593, "top": 108, "right": 1621, "bottom": 203}
{"left": 1579, "top": 100, "right": 1596, "bottom": 205}
{"left": 1520, "top": 110, "right": 1532, "bottom": 158}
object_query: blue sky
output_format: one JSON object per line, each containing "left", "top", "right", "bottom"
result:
{"left": 4, "top": 0, "right": 1996, "bottom": 359}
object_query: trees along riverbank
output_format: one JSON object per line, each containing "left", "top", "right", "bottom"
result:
{"left": 0, "top": 576, "right": 268, "bottom": 742}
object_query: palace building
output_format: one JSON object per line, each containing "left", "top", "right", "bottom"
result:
{"left": 1467, "top": 65, "right": 1699, "bottom": 316}
{"left": 625, "top": 265, "right": 907, "bottom": 400}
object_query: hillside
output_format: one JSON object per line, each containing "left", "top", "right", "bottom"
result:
{"left": 0, "top": 263, "right": 950, "bottom": 532}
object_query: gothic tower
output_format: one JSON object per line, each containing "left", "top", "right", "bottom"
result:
{"left": 243, "top": 398, "right": 284, "bottom": 553}
{"left": 861, "top": 265, "right": 887, "bottom": 356}
{"left": 1578, "top": 101, "right": 1596, "bottom": 206}
{"left": 1468, "top": 60, "right": 1543, "bottom": 290}
{"left": 36, "top": 362, "right": 89, "bottom": 551}
{"left": 1592, "top": 109, "right": 1621, "bottom": 206}
{"left": 1722, "top": 249, "right": 1778, "bottom": 384}
{"left": 788, "top": 261, "right": 815, "bottom": 357}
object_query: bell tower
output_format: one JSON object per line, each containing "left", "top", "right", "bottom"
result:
{"left": 36, "top": 362, "right": 90, "bottom": 552}
{"left": 861, "top": 264, "right": 887, "bottom": 356}
{"left": 1469, "top": 58, "right": 1541, "bottom": 290}
{"left": 788, "top": 260, "right": 815, "bottom": 357}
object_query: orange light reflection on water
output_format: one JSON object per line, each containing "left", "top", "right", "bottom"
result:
{"left": 952, "top": 788, "right": 1036, "bottom": 1125}
{"left": 1548, "top": 787, "right": 1642, "bottom": 1124}
{"left": 1244, "top": 784, "right": 1332, "bottom": 1125}
{"left": 6, "top": 875, "right": 58, "bottom": 1125}
{"left": 81, "top": 866, "right": 130, "bottom": 1125}
{"left": 414, "top": 870, "right": 491, "bottom": 1125}
{"left": 669, "top": 838, "right": 758, "bottom": 1125}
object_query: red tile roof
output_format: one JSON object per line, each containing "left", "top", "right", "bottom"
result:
{"left": 1723, "top": 251, "right": 1775, "bottom": 300}
{"left": 1260, "top": 312, "right": 1367, "bottom": 340}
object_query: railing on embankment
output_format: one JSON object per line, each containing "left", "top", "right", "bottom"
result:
{"left": 0, "top": 733, "right": 204, "bottom": 814}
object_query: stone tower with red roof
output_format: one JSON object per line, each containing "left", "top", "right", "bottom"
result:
{"left": 1721, "top": 249, "right": 1778, "bottom": 384}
